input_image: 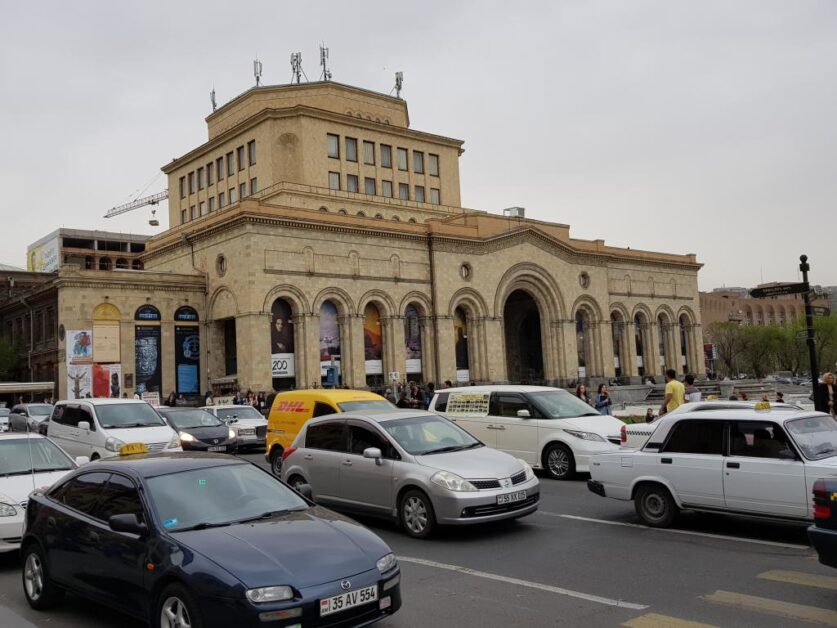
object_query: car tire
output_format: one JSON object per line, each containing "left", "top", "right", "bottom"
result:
{"left": 287, "top": 474, "right": 306, "bottom": 489}
{"left": 634, "top": 484, "right": 678, "bottom": 528}
{"left": 399, "top": 489, "right": 436, "bottom": 539}
{"left": 269, "top": 448, "right": 284, "bottom": 476}
{"left": 543, "top": 443, "right": 575, "bottom": 480}
{"left": 154, "top": 583, "right": 203, "bottom": 628}
{"left": 22, "top": 544, "right": 63, "bottom": 610}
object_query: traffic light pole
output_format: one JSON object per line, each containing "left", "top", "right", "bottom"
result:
{"left": 799, "top": 255, "right": 819, "bottom": 404}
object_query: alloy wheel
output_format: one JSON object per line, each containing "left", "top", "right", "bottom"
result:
{"left": 23, "top": 553, "right": 43, "bottom": 602}
{"left": 403, "top": 496, "right": 428, "bottom": 534}
{"left": 548, "top": 448, "right": 570, "bottom": 477}
{"left": 643, "top": 493, "right": 665, "bottom": 519}
{"left": 161, "top": 596, "right": 192, "bottom": 628}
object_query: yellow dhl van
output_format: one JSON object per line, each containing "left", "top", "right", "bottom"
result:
{"left": 265, "top": 389, "right": 393, "bottom": 474}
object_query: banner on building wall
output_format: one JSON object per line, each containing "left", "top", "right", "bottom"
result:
{"left": 319, "top": 301, "right": 341, "bottom": 376}
{"left": 405, "top": 305, "right": 422, "bottom": 374}
{"left": 637, "top": 356, "right": 644, "bottom": 367}
{"left": 27, "top": 236, "right": 59, "bottom": 272}
{"left": 67, "top": 365, "right": 92, "bottom": 399}
{"left": 67, "top": 330, "right": 93, "bottom": 365}
{"left": 453, "top": 309, "right": 469, "bottom": 371}
{"left": 135, "top": 325, "right": 162, "bottom": 395}
{"left": 93, "top": 325, "right": 120, "bottom": 363}
{"left": 93, "top": 363, "right": 122, "bottom": 398}
{"left": 271, "top": 299, "right": 295, "bottom": 378}
{"left": 364, "top": 304, "right": 383, "bottom": 375}
{"left": 175, "top": 326, "right": 200, "bottom": 395}
{"left": 578, "top": 366, "right": 586, "bottom": 379}
{"left": 456, "top": 369, "right": 470, "bottom": 383}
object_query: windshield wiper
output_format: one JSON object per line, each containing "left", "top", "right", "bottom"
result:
{"left": 0, "top": 470, "right": 40, "bottom": 477}
{"left": 32, "top": 467, "right": 72, "bottom": 473}
{"left": 177, "top": 521, "right": 233, "bottom": 531}
{"left": 235, "top": 509, "right": 301, "bottom": 524}
{"left": 424, "top": 445, "right": 468, "bottom": 455}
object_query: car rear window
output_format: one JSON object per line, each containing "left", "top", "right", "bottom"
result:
{"left": 433, "top": 393, "right": 449, "bottom": 412}
{"left": 306, "top": 421, "right": 347, "bottom": 451}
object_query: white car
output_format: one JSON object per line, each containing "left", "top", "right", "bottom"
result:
{"left": 0, "top": 433, "right": 85, "bottom": 551}
{"left": 430, "top": 386, "right": 623, "bottom": 480}
{"left": 0, "top": 409, "right": 9, "bottom": 432}
{"left": 589, "top": 407, "right": 837, "bottom": 527}
{"left": 620, "top": 400, "right": 805, "bottom": 449}
{"left": 47, "top": 399, "right": 182, "bottom": 460}
{"left": 202, "top": 404, "right": 267, "bottom": 449}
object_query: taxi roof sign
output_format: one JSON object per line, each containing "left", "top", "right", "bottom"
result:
{"left": 119, "top": 443, "right": 148, "bottom": 456}
{"left": 754, "top": 401, "right": 771, "bottom": 411}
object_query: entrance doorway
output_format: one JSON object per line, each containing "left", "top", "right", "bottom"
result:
{"left": 503, "top": 290, "right": 544, "bottom": 383}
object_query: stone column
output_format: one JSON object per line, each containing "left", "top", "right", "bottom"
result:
{"left": 386, "top": 315, "right": 404, "bottom": 384}
{"left": 290, "top": 313, "right": 310, "bottom": 389}
{"left": 342, "top": 314, "right": 365, "bottom": 388}
{"left": 562, "top": 319, "right": 579, "bottom": 382}
{"left": 436, "top": 315, "right": 456, "bottom": 384}
{"left": 623, "top": 321, "right": 639, "bottom": 379}
{"left": 418, "top": 316, "right": 435, "bottom": 384}
{"left": 598, "top": 319, "right": 615, "bottom": 379}
{"left": 235, "top": 312, "right": 272, "bottom": 392}
{"left": 648, "top": 321, "right": 663, "bottom": 376}
{"left": 548, "top": 320, "right": 567, "bottom": 384}
{"left": 303, "top": 313, "right": 323, "bottom": 389}
{"left": 484, "top": 317, "right": 506, "bottom": 383}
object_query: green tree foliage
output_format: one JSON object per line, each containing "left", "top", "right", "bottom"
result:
{"left": 0, "top": 337, "right": 22, "bottom": 379}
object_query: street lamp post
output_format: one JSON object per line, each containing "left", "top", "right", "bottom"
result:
{"left": 799, "top": 255, "right": 819, "bottom": 403}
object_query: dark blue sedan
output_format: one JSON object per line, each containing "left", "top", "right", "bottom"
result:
{"left": 20, "top": 453, "right": 402, "bottom": 627}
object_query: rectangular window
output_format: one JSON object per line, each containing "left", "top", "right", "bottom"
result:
{"left": 219, "top": 192, "right": 226, "bottom": 208}
{"left": 250, "top": 177, "right": 258, "bottom": 195}
{"left": 217, "top": 157, "right": 224, "bottom": 181}
{"left": 208, "top": 197, "right": 215, "bottom": 213}
{"left": 236, "top": 146, "right": 245, "bottom": 171}
{"left": 226, "top": 152, "right": 234, "bottom": 176}
{"left": 190, "top": 205, "right": 196, "bottom": 220}
{"left": 328, "top": 171, "right": 340, "bottom": 190}
{"left": 207, "top": 163, "right": 214, "bottom": 186}
{"left": 662, "top": 421, "right": 725, "bottom": 455}
{"left": 238, "top": 182, "right": 246, "bottom": 200}
{"left": 347, "top": 174, "right": 359, "bottom": 193}
{"left": 179, "top": 176, "right": 185, "bottom": 199}
{"left": 413, "top": 151, "right": 424, "bottom": 174}
{"left": 247, "top": 140, "right": 256, "bottom": 166}
{"left": 382, "top": 180, "right": 393, "bottom": 198}
{"left": 197, "top": 167, "right": 205, "bottom": 190}
{"left": 306, "top": 421, "right": 347, "bottom": 451}
{"left": 415, "top": 185, "right": 425, "bottom": 203}
{"left": 188, "top": 172, "right": 195, "bottom": 194}
{"left": 364, "top": 177, "right": 376, "bottom": 195}
{"left": 199, "top": 201, "right": 206, "bottom": 216}
{"left": 430, "top": 188, "right": 440, "bottom": 204}
{"left": 399, "top": 183, "right": 409, "bottom": 200}
{"left": 345, "top": 137, "right": 358, "bottom": 162}
{"left": 363, "top": 141, "right": 375, "bottom": 165}
{"left": 730, "top": 422, "right": 795, "bottom": 459}
{"left": 429, "top": 153, "right": 439, "bottom": 176}
{"left": 327, "top": 133, "right": 340, "bottom": 158}
{"left": 229, "top": 187, "right": 237, "bottom": 203}
{"left": 381, "top": 144, "right": 392, "bottom": 168}
{"left": 181, "top": 208, "right": 187, "bottom": 223}
{"left": 397, "top": 148, "right": 408, "bottom": 171}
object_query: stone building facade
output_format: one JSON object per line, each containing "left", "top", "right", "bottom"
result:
{"left": 700, "top": 288, "right": 828, "bottom": 329}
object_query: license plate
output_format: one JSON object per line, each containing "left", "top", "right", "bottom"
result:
{"left": 497, "top": 490, "right": 527, "bottom": 505}
{"left": 239, "top": 429, "right": 255, "bottom": 436}
{"left": 320, "top": 585, "right": 378, "bottom": 616}
{"left": 207, "top": 445, "right": 226, "bottom": 452}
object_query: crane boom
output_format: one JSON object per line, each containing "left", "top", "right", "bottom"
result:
{"left": 104, "top": 190, "right": 169, "bottom": 218}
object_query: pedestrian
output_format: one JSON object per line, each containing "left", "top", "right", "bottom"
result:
{"left": 684, "top": 374, "right": 701, "bottom": 403}
{"left": 575, "top": 384, "right": 591, "bottom": 406}
{"left": 133, "top": 391, "right": 141, "bottom": 400}
{"left": 739, "top": 391, "right": 749, "bottom": 401}
{"left": 816, "top": 372, "right": 836, "bottom": 417}
{"left": 396, "top": 391, "right": 411, "bottom": 408}
{"left": 594, "top": 384, "right": 612, "bottom": 415}
{"left": 659, "top": 369, "right": 685, "bottom": 416}
{"left": 444, "top": 380, "right": 453, "bottom": 389}
{"left": 426, "top": 382, "right": 435, "bottom": 403}
{"left": 384, "top": 388, "right": 395, "bottom": 404}
{"left": 775, "top": 391, "right": 785, "bottom": 404}
{"left": 165, "top": 391, "right": 177, "bottom": 406}
{"left": 645, "top": 408, "right": 655, "bottom": 423}
{"left": 205, "top": 390, "right": 213, "bottom": 406}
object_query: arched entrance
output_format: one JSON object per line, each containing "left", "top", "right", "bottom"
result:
{"left": 503, "top": 290, "right": 544, "bottom": 383}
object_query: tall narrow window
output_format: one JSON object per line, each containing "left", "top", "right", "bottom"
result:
{"left": 363, "top": 141, "right": 375, "bottom": 165}
{"left": 239, "top": 182, "right": 246, "bottom": 199}
{"left": 247, "top": 140, "right": 256, "bottom": 166}
{"left": 382, "top": 180, "right": 393, "bottom": 198}
{"left": 415, "top": 186, "right": 425, "bottom": 203}
{"left": 181, "top": 208, "right": 187, "bottom": 223}
{"left": 429, "top": 154, "right": 439, "bottom": 176}
{"left": 327, "top": 134, "right": 340, "bottom": 158}
{"left": 345, "top": 138, "right": 358, "bottom": 162}
{"left": 217, "top": 157, "right": 224, "bottom": 181}
{"left": 226, "top": 152, "right": 234, "bottom": 176}
{"left": 208, "top": 197, "right": 215, "bottom": 212}
{"left": 399, "top": 183, "right": 409, "bottom": 200}
{"left": 190, "top": 205, "right": 196, "bottom": 220}
{"left": 381, "top": 144, "right": 392, "bottom": 168}
{"left": 236, "top": 146, "right": 245, "bottom": 171}
{"left": 250, "top": 177, "right": 258, "bottom": 195}
{"left": 430, "top": 188, "right": 440, "bottom": 204}
{"left": 218, "top": 192, "right": 226, "bottom": 208}
{"left": 397, "top": 148, "right": 408, "bottom": 171}
{"left": 413, "top": 151, "right": 424, "bottom": 174}
{"left": 328, "top": 171, "right": 341, "bottom": 190}
{"left": 365, "top": 177, "right": 376, "bottom": 195}
{"left": 229, "top": 187, "right": 237, "bottom": 203}
{"left": 207, "top": 162, "right": 214, "bottom": 185}
{"left": 199, "top": 201, "right": 206, "bottom": 216}
{"left": 347, "top": 174, "right": 359, "bottom": 193}
{"left": 179, "top": 176, "right": 185, "bottom": 199}
{"left": 188, "top": 172, "right": 195, "bottom": 194}
{"left": 197, "top": 167, "right": 205, "bottom": 190}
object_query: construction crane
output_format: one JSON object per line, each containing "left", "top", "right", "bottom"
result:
{"left": 104, "top": 190, "right": 168, "bottom": 225}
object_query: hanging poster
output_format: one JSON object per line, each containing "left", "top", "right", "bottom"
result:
{"left": 67, "top": 365, "right": 92, "bottom": 399}
{"left": 404, "top": 305, "right": 422, "bottom": 374}
{"left": 270, "top": 299, "right": 295, "bottom": 378}
{"left": 135, "top": 325, "right": 162, "bottom": 395}
{"left": 175, "top": 326, "right": 200, "bottom": 395}
{"left": 454, "top": 308, "right": 469, "bottom": 370}
{"left": 67, "top": 330, "right": 93, "bottom": 365}
{"left": 93, "top": 324, "right": 120, "bottom": 363}
{"left": 93, "top": 363, "right": 122, "bottom": 398}
{"left": 364, "top": 303, "right": 383, "bottom": 375}
{"left": 319, "top": 301, "right": 341, "bottom": 376}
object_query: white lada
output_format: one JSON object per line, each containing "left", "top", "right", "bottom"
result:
{"left": 588, "top": 406, "right": 837, "bottom": 527}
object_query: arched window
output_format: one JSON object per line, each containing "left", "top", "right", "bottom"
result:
{"left": 374, "top": 213, "right": 383, "bottom": 219}
{"left": 454, "top": 307, "right": 470, "bottom": 380}
{"left": 408, "top": 218, "right": 417, "bottom": 224}
{"left": 131, "top": 259, "right": 143, "bottom": 270}
{"left": 392, "top": 215, "right": 400, "bottom": 221}
{"left": 115, "top": 258, "right": 129, "bottom": 270}
{"left": 319, "top": 300, "right": 341, "bottom": 386}
{"left": 98, "top": 257, "right": 112, "bottom": 271}
{"left": 634, "top": 313, "right": 647, "bottom": 377}
{"left": 318, "top": 206, "right": 329, "bottom": 212}
{"left": 338, "top": 208, "right": 348, "bottom": 215}
{"left": 357, "top": 211, "right": 366, "bottom": 218}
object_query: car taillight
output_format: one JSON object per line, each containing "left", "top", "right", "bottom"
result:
{"left": 281, "top": 447, "right": 297, "bottom": 460}
{"left": 620, "top": 424, "right": 627, "bottom": 445}
{"left": 813, "top": 479, "right": 830, "bottom": 520}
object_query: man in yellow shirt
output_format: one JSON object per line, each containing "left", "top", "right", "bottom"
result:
{"left": 660, "top": 369, "right": 686, "bottom": 415}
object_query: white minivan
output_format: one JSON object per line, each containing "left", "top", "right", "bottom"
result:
{"left": 47, "top": 399, "right": 182, "bottom": 460}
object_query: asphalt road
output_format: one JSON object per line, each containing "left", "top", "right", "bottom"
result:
{"left": 0, "top": 451, "right": 835, "bottom": 628}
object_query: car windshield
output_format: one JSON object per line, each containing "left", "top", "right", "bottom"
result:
{"left": 337, "top": 400, "right": 395, "bottom": 412}
{"left": 529, "top": 391, "right": 600, "bottom": 419}
{"left": 162, "top": 410, "right": 223, "bottom": 429}
{"left": 0, "top": 438, "right": 73, "bottom": 476}
{"left": 0, "top": 409, "right": 9, "bottom": 417}
{"left": 215, "top": 407, "right": 263, "bottom": 422}
{"left": 26, "top": 405, "right": 54, "bottom": 417}
{"left": 786, "top": 415, "right": 837, "bottom": 460}
{"left": 96, "top": 403, "right": 166, "bottom": 429}
{"left": 146, "top": 464, "right": 308, "bottom": 531}
{"left": 381, "top": 415, "right": 481, "bottom": 455}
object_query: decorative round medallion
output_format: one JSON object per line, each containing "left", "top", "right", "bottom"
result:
{"left": 460, "top": 263, "right": 472, "bottom": 280}
{"left": 216, "top": 254, "right": 227, "bottom": 277}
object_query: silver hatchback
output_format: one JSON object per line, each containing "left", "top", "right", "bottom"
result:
{"left": 281, "top": 410, "right": 539, "bottom": 538}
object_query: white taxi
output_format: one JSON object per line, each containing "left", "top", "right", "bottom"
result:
{"left": 589, "top": 405, "right": 837, "bottom": 527}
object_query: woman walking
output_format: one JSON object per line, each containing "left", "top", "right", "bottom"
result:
{"left": 817, "top": 372, "right": 836, "bottom": 417}
{"left": 575, "top": 383, "right": 591, "bottom": 406}
{"left": 594, "top": 384, "right": 612, "bottom": 415}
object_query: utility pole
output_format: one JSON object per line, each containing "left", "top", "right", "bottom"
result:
{"left": 799, "top": 255, "right": 819, "bottom": 403}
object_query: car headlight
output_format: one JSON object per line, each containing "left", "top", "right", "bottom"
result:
{"left": 228, "top": 429, "right": 236, "bottom": 440}
{"left": 431, "top": 470, "right": 477, "bottom": 492}
{"left": 563, "top": 429, "right": 606, "bottom": 442}
{"left": 179, "top": 432, "right": 195, "bottom": 443}
{"left": 246, "top": 585, "right": 294, "bottom": 603}
{"left": 105, "top": 436, "right": 125, "bottom": 452}
{"left": 516, "top": 459, "right": 536, "bottom": 481}
{"left": 377, "top": 552, "right": 398, "bottom": 573}
{"left": 0, "top": 499, "right": 17, "bottom": 517}
{"left": 167, "top": 434, "right": 182, "bottom": 449}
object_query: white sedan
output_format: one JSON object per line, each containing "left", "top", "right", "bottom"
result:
{"left": 201, "top": 404, "right": 268, "bottom": 449}
{"left": 589, "top": 407, "right": 837, "bottom": 527}
{"left": 0, "top": 433, "right": 85, "bottom": 551}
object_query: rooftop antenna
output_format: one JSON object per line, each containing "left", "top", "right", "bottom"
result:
{"left": 319, "top": 44, "right": 332, "bottom": 81}
{"left": 290, "top": 52, "right": 307, "bottom": 84}
{"left": 254, "top": 58, "right": 263, "bottom": 86}
{"left": 394, "top": 71, "right": 403, "bottom": 99}
{"left": 210, "top": 87, "right": 217, "bottom": 112}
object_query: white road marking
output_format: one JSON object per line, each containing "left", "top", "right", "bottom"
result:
{"left": 536, "top": 511, "right": 810, "bottom": 550}
{"left": 398, "top": 555, "right": 648, "bottom": 610}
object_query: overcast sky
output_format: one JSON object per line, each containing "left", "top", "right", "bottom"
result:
{"left": 1, "top": 1, "right": 835, "bottom": 289}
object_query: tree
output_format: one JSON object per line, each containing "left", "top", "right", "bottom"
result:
{"left": 706, "top": 322, "right": 748, "bottom": 376}
{"left": 741, "top": 325, "right": 781, "bottom": 378}
{"left": 0, "top": 337, "right": 22, "bottom": 380}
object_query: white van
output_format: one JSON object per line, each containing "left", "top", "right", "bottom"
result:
{"left": 47, "top": 399, "right": 181, "bottom": 460}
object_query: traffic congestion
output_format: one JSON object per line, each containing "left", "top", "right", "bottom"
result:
{"left": 0, "top": 385, "right": 836, "bottom": 627}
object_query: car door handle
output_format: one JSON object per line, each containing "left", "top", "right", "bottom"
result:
{"left": 661, "top": 458, "right": 672, "bottom": 464}
{"left": 84, "top": 530, "right": 99, "bottom": 544}
{"left": 303, "top": 454, "right": 313, "bottom": 460}
{"left": 47, "top": 517, "right": 56, "bottom": 529}
{"left": 726, "top": 462, "right": 740, "bottom": 469}
{"left": 342, "top": 460, "right": 352, "bottom": 466}
{"left": 487, "top": 425, "right": 506, "bottom": 431}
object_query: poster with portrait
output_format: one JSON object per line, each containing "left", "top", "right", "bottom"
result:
{"left": 270, "top": 299, "right": 295, "bottom": 378}
{"left": 135, "top": 325, "right": 162, "bottom": 395}
{"left": 319, "top": 301, "right": 341, "bottom": 376}
{"left": 404, "top": 305, "right": 422, "bottom": 374}
{"left": 363, "top": 304, "right": 383, "bottom": 375}
{"left": 67, "top": 329, "right": 93, "bottom": 365}
{"left": 175, "top": 326, "right": 200, "bottom": 395}
{"left": 93, "top": 363, "right": 122, "bottom": 398}
{"left": 67, "top": 365, "right": 92, "bottom": 399}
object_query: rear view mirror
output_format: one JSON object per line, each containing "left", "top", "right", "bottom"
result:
{"left": 109, "top": 513, "right": 147, "bottom": 536}
{"left": 363, "top": 447, "right": 383, "bottom": 465}
{"left": 517, "top": 409, "right": 531, "bottom": 418}
{"left": 77, "top": 421, "right": 90, "bottom": 431}
{"left": 75, "top": 456, "right": 90, "bottom": 466}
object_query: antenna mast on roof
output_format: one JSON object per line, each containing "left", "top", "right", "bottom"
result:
{"left": 394, "top": 71, "right": 403, "bottom": 99}
{"left": 254, "top": 58, "right": 263, "bottom": 86}
{"left": 319, "top": 44, "right": 332, "bottom": 81}
{"left": 210, "top": 87, "right": 217, "bottom": 112}
{"left": 290, "top": 52, "right": 307, "bottom": 84}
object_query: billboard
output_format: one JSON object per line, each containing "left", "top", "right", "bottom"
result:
{"left": 363, "top": 303, "right": 383, "bottom": 375}
{"left": 270, "top": 298, "right": 295, "bottom": 378}
{"left": 319, "top": 301, "right": 341, "bottom": 377}
{"left": 67, "top": 365, "right": 92, "bottom": 399}
{"left": 27, "top": 236, "right": 59, "bottom": 272}
{"left": 67, "top": 329, "right": 93, "bottom": 365}
{"left": 135, "top": 325, "right": 162, "bottom": 395}
{"left": 93, "top": 363, "right": 122, "bottom": 398}
{"left": 405, "top": 305, "right": 422, "bottom": 374}
{"left": 175, "top": 326, "right": 201, "bottom": 395}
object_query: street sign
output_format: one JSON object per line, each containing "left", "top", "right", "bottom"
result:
{"left": 795, "top": 330, "right": 808, "bottom": 340}
{"left": 813, "top": 306, "right": 831, "bottom": 317}
{"left": 749, "top": 282, "right": 808, "bottom": 299}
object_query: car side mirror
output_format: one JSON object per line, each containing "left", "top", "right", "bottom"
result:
{"left": 295, "top": 483, "right": 314, "bottom": 500}
{"left": 108, "top": 513, "right": 147, "bottom": 536}
{"left": 75, "top": 456, "right": 90, "bottom": 466}
{"left": 517, "top": 409, "right": 531, "bottom": 418}
{"left": 77, "top": 421, "right": 90, "bottom": 431}
{"left": 363, "top": 447, "right": 383, "bottom": 465}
